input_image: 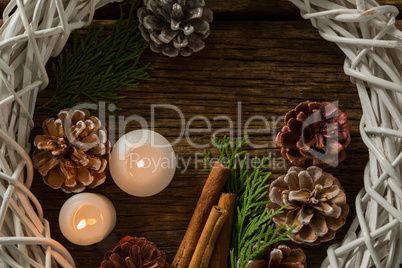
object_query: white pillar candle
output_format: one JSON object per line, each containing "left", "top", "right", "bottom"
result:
{"left": 109, "top": 129, "right": 176, "bottom": 197}
{"left": 59, "top": 193, "right": 116, "bottom": 246}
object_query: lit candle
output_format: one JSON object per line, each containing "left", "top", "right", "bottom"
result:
{"left": 59, "top": 193, "right": 116, "bottom": 246}
{"left": 109, "top": 129, "right": 176, "bottom": 197}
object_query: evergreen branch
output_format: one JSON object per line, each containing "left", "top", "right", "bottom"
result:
{"left": 204, "top": 136, "right": 295, "bottom": 268}
{"left": 45, "top": 1, "right": 154, "bottom": 115}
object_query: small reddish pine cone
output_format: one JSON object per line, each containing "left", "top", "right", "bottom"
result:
{"left": 267, "top": 166, "right": 349, "bottom": 245}
{"left": 100, "top": 236, "right": 169, "bottom": 268}
{"left": 276, "top": 101, "right": 351, "bottom": 168}
{"left": 32, "top": 109, "right": 111, "bottom": 193}
{"left": 248, "top": 244, "right": 307, "bottom": 268}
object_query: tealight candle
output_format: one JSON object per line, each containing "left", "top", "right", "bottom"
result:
{"left": 110, "top": 129, "right": 176, "bottom": 197}
{"left": 59, "top": 193, "right": 116, "bottom": 246}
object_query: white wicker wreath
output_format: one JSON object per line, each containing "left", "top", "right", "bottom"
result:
{"left": 290, "top": 1, "right": 402, "bottom": 267}
{"left": 0, "top": 0, "right": 400, "bottom": 267}
{"left": 0, "top": 0, "right": 117, "bottom": 267}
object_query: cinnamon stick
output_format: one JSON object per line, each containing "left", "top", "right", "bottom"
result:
{"left": 171, "top": 162, "right": 231, "bottom": 268}
{"left": 189, "top": 206, "right": 228, "bottom": 268}
{"left": 208, "top": 193, "right": 236, "bottom": 268}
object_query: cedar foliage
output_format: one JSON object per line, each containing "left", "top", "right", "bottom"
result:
{"left": 47, "top": 1, "right": 154, "bottom": 114}
{"left": 204, "top": 136, "right": 294, "bottom": 268}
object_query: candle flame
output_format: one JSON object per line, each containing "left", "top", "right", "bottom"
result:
{"left": 76, "top": 218, "right": 97, "bottom": 230}
{"left": 77, "top": 219, "right": 86, "bottom": 230}
{"left": 87, "top": 218, "right": 97, "bottom": 225}
{"left": 137, "top": 160, "right": 145, "bottom": 168}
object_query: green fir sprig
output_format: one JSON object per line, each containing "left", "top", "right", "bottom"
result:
{"left": 45, "top": 2, "right": 154, "bottom": 114}
{"left": 203, "top": 135, "right": 248, "bottom": 194}
{"left": 204, "top": 136, "right": 294, "bottom": 268}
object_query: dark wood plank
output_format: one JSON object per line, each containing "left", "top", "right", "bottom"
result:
{"left": 28, "top": 20, "right": 370, "bottom": 267}
{"left": 98, "top": 0, "right": 402, "bottom": 20}
{"left": 0, "top": 0, "right": 401, "bottom": 20}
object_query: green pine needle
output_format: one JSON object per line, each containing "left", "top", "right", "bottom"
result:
{"left": 45, "top": 1, "right": 154, "bottom": 115}
{"left": 204, "top": 136, "right": 295, "bottom": 268}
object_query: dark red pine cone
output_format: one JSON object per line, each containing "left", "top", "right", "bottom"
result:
{"left": 100, "top": 236, "right": 169, "bottom": 268}
{"left": 276, "top": 101, "right": 351, "bottom": 168}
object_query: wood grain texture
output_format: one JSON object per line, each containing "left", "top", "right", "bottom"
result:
{"left": 27, "top": 19, "right": 373, "bottom": 268}
{"left": 0, "top": 0, "right": 401, "bottom": 20}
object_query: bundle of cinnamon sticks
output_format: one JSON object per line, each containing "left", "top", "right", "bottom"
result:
{"left": 171, "top": 162, "right": 236, "bottom": 268}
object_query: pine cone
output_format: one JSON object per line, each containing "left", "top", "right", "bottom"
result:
{"left": 32, "top": 109, "right": 110, "bottom": 193}
{"left": 267, "top": 166, "right": 349, "bottom": 245}
{"left": 276, "top": 101, "right": 351, "bottom": 168}
{"left": 138, "top": 0, "right": 213, "bottom": 57}
{"left": 248, "top": 244, "right": 306, "bottom": 268}
{"left": 100, "top": 236, "right": 169, "bottom": 268}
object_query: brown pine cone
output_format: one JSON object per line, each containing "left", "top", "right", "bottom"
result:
{"left": 100, "top": 236, "right": 169, "bottom": 268}
{"left": 276, "top": 101, "right": 351, "bottom": 168}
{"left": 138, "top": 0, "right": 213, "bottom": 57}
{"left": 32, "top": 109, "right": 110, "bottom": 193}
{"left": 267, "top": 166, "right": 349, "bottom": 245}
{"left": 248, "top": 244, "right": 306, "bottom": 268}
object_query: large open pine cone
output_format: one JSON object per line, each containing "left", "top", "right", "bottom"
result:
{"left": 276, "top": 101, "right": 351, "bottom": 168}
{"left": 100, "top": 236, "right": 169, "bottom": 268}
{"left": 267, "top": 166, "right": 349, "bottom": 245}
{"left": 33, "top": 109, "right": 110, "bottom": 193}
{"left": 138, "top": 0, "right": 213, "bottom": 57}
{"left": 248, "top": 244, "right": 307, "bottom": 268}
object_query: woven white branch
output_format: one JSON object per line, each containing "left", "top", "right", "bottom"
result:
{"left": 0, "top": 0, "right": 118, "bottom": 267}
{"left": 0, "top": 0, "right": 400, "bottom": 267}
{"left": 289, "top": 0, "right": 402, "bottom": 267}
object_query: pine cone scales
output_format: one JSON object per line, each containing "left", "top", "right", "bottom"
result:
{"left": 33, "top": 109, "right": 110, "bottom": 193}
{"left": 276, "top": 101, "right": 351, "bottom": 168}
{"left": 100, "top": 236, "right": 169, "bottom": 268}
{"left": 267, "top": 166, "right": 349, "bottom": 245}
{"left": 248, "top": 244, "right": 306, "bottom": 268}
{"left": 138, "top": 0, "right": 213, "bottom": 57}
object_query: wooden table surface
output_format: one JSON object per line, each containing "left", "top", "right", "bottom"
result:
{"left": 8, "top": 0, "right": 399, "bottom": 267}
